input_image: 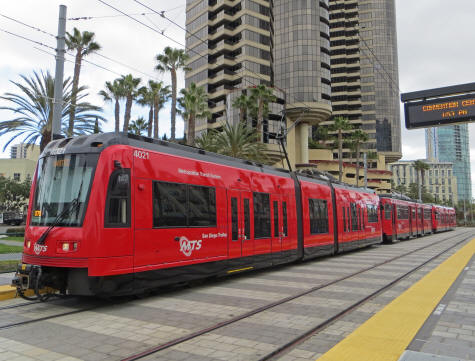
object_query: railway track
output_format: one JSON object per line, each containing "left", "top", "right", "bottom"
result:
{"left": 119, "top": 230, "right": 474, "bottom": 361}
{"left": 0, "top": 230, "right": 470, "bottom": 359}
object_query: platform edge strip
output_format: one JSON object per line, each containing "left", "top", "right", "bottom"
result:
{"left": 316, "top": 237, "right": 475, "bottom": 361}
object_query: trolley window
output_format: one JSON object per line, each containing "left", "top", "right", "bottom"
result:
{"left": 309, "top": 198, "right": 329, "bottom": 234}
{"left": 397, "top": 205, "right": 409, "bottom": 220}
{"left": 153, "top": 181, "right": 216, "bottom": 228}
{"left": 351, "top": 203, "right": 358, "bottom": 231}
{"left": 253, "top": 192, "right": 271, "bottom": 239}
{"left": 273, "top": 201, "right": 279, "bottom": 237}
{"left": 384, "top": 204, "right": 392, "bottom": 220}
{"left": 282, "top": 201, "right": 288, "bottom": 237}
{"left": 367, "top": 204, "right": 378, "bottom": 223}
{"left": 342, "top": 207, "right": 347, "bottom": 232}
{"left": 231, "top": 197, "right": 238, "bottom": 241}
{"left": 105, "top": 169, "right": 131, "bottom": 227}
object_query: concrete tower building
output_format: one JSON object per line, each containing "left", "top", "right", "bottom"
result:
{"left": 325, "top": 0, "right": 401, "bottom": 164}
{"left": 185, "top": 0, "right": 281, "bottom": 141}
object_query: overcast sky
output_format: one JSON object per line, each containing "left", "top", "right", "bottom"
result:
{"left": 1, "top": 0, "right": 474, "bottom": 194}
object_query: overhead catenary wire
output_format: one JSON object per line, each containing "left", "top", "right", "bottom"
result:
{"left": 1, "top": 12, "right": 160, "bottom": 81}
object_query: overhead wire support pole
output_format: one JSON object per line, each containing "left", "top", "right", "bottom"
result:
{"left": 52, "top": 5, "right": 67, "bottom": 141}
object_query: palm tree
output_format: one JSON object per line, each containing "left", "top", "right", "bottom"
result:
{"left": 65, "top": 27, "right": 101, "bottom": 137}
{"left": 349, "top": 129, "right": 369, "bottom": 187}
{"left": 178, "top": 83, "right": 210, "bottom": 146}
{"left": 137, "top": 85, "right": 153, "bottom": 137}
{"left": 99, "top": 79, "right": 124, "bottom": 133}
{"left": 196, "top": 122, "right": 268, "bottom": 162}
{"left": 232, "top": 93, "right": 252, "bottom": 123}
{"left": 129, "top": 117, "right": 148, "bottom": 136}
{"left": 414, "top": 160, "right": 430, "bottom": 201}
{"left": 0, "top": 71, "right": 103, "bottom": 151}
{"left": 118, "top": 74, "right": 141, "bottom": 133}
{"left": 249, "top": 85, "right": 276, "bottom": 142}
{"left": 155, "top": 47, "right": 189, "bottom": 141}
{"left": 150, "top": 81, "right": 171, "bottom": 139}
{"left": 330, "top": 116, "right": 353, "bottom": 182}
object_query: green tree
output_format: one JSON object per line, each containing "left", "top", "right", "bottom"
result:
{"left": 232, "top": 93, "right": 252, "bottom": 123}
{"left": 118, "top": 74, "right": 141, "bottom": 133}
{"left": 99, "top": 79, "right": 124, "bottom": 133}
{"left": 178, "top": 83, "right": 211, "bottom": 146}
{"left": 65, "top": 27, "right": 101, "bottom": 137}
{"left": 0, "top": 176, "right": 31, "bottom": 212}
{"left": 0, "top": 71, "right": 103, "bottom": 151}
{"left": 413, "top": 160, "right": 430, "bottom": 201}
{"left": 155, "top": 47, "right": 190, "bottom": 141}
{"left": 129, "top": 117, "right": 148, "bottom": 136}
{"left": 330, "top": 116, "right": 353, "bottom": 182}
{"left": 349, "top": 129, "right": 369, "bottom": 187}
{"left": 138, "top": 82, "right": 170, "bottom": 138}
{"left": 249, "top": 85, "right": 276, "bottom": 142}
{"left": 197, "top": 122, "right": 269, "bottom": 163}
{"left": 394, "top": 184, "right": 408, "bottom": 195}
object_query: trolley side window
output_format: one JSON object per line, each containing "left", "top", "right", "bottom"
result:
{"left": 231, "top": 198, "right": 238, "bottom": 240}
{"left": 342, "top": 207, "right": 347, "bottom": 232}
{"left": 351, "top": 203, "right": 358, "bottom": 231}
{"left": 309, "top": 198, "right": 329, "bottom": 234}
{"left": 253, "top": 192, "right": 271, "bottom": 239}
{"left": 105, "top": 169, "right": 131, "bottom": 227}
{"left": 367, "top": 204, "right": 378, "bottom": 223}
{"left": 153, "top": 181, "right": 216, "bottom": 228}
{"left": 273, "top": 201, "right": 279, "bottom": 237}
{"left": 397, "top": 205, "right": 409, "bottom": 220}
{"left": 384, "top": 204, "right": 392, "bottom": 220}
{"left": 282, "top": 201, "right": 288, "bottom": 237}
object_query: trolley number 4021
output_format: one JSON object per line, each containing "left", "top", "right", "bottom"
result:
{"left": 133, "top": 150, "right": 150, "bottom": 160}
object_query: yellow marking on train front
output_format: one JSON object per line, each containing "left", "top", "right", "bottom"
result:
{"left": 227, "top": 266, "right": 254, "bottom": 274}
{"left": 317, "top": 237, "right": 475, "bottom": 361}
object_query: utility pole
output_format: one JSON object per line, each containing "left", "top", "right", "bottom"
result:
{"left": 52, "top": 5, "right": 67, "bottom": 140}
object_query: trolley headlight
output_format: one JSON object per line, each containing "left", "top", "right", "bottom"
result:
{"left": 26, "top": 240, "right": 31, "bottom": 249}
{"left": 57, "top": 241, "right": 79, "bottom": 253}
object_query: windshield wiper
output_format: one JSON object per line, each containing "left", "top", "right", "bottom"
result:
{"left": 36, "top": 197, "right": 81, "bottom": 245}
{"left": 36, "top": 177, "right": 85, "bottom": 246}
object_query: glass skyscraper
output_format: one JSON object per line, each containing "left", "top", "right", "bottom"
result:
{"left": 436, "top": 124, "right": 472, "bottom": 201}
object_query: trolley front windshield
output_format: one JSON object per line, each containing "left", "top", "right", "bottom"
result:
{"left": 30, "top": 153, "right": 98, "bottom": 227}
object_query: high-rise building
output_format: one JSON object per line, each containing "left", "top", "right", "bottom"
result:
{"left": 323, "top": 0, "right": 401, "bottom": 164}
{"left": 185, "top": 0, "right": 281, "bottom": 140}
{"left": 435, "top": 124, "right": 472, "bottom": 201}
{"left": 185, "top": 0, "right": 400, "bottom": 166}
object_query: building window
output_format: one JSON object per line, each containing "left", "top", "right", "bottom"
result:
{"left": 13, "top": 173, "right": 20, "bottom": 181}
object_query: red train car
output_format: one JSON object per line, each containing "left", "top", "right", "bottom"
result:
{"left": 13, "top": 133, "right": 383, "bottom": 298}
{"left": 380, "top": 195, "right": 414, "bottom": 242}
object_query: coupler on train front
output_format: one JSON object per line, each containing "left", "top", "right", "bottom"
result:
{"left": 12, "top": 263, "right": 67, "bottom": 301}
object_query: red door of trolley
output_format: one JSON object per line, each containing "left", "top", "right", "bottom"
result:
{"left": 228, "top": 190, "right": 254, "bottom": 258}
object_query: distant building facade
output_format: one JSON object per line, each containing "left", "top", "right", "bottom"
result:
{"left": 426, "top": 125, "right": 471, "bottom": 201}
{"left": 389, "top": 160, "right": 458, "bottom": 204}
{"left": 0, "top": 143, "right": 40, "bottom": 182}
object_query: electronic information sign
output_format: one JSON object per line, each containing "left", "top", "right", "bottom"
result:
{"left": 404, "top": 93, "right": 475, "bottom": 129}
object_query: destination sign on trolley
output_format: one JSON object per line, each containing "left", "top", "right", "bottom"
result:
{"left": 404, "top": 93, "right": 475, "bottom": 129}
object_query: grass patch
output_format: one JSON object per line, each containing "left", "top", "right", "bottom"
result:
{"left": 0, "top": 260, "right": 19, "bottom": 273}
{"left": 2, "top": 236, "right": 24, "bottom": 243}
{"left": 0, "top": 244, "right": 23, "bottom": 254}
